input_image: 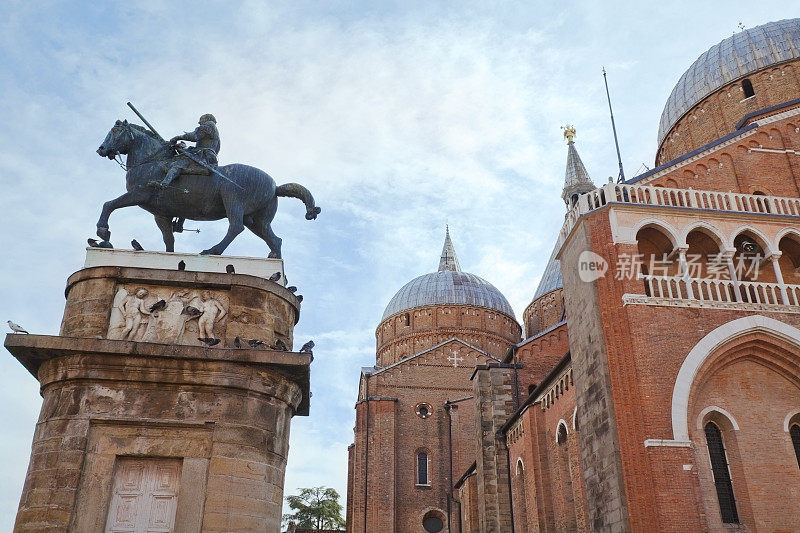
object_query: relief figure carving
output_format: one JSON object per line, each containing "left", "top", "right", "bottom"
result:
{"left": 108, "top": 286, "right": 228, "bottom": 344}
{"left": 108, "top": 288, "right": 154, "bottom": 341}
{"left": 196, "top": 291, "right": 227, "bottom": 339}
{"left": 142, "top": 290, "right": 192, "bottom": 343}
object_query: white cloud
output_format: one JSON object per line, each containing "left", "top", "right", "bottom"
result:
{"left": 1, "top": 2, "right": 796, "bottom": 528}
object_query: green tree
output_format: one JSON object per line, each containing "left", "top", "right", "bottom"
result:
{"left": 283, "top": 486, "right": 346, "bottom": 531}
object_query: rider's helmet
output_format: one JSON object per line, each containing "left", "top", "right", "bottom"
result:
{"left": 199, "top": 113, "right": 217, "bottom": 124}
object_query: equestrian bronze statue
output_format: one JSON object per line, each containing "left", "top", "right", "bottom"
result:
{"left": 95, "top": 110, "right": 320, "bottom": 258}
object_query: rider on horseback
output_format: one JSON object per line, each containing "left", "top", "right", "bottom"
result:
{"left": 151, "top": 113, "right": 220, "bottom": 189}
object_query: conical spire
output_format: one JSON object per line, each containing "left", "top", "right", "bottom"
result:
{"left": 560, "top": 126, "right": 596, "bottom": 207}
{"left": 438, "top": 225, "right": 461, "bottom": 272}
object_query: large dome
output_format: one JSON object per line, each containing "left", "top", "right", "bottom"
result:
{"left": 381, "top": 228, "right": 516, "bottom": 321}
{"left": 382, "top": 270, "right": 516, "bottom": 321}
{"left": 657, "top": 18, "right": 800, "bottom": 147}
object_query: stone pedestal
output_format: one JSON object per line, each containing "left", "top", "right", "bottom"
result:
{"left": 4, "top": 250, "right": 310, "bottom": 533}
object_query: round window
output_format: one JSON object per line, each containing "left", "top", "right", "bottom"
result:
{"left": 423, "top": 516, "right": 444, "bottom": 532}
{"left": 415, "top": 403, "right": 433, "bottom": 419}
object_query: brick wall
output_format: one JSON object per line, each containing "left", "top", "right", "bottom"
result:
{"left": 656, "top": 60, "right": 800, "bottom": 165}
{"left": 349, "top": 336, "right": 517, "bottom": 532}
{"left": 644, "top": 114, "right": 800, "bottom": 198}
{"left": 522, "top": 289, "right": 565, "bottom": 338}
{"left": 456, "top": 472, "right": 479, "bottom": 532}
{"left": 377, "top": 305, "right": 521, "bottom": 365}
{"left": 513, "top": 323, "right": 569, "bottom": 402}
{"left": 560, "top": 192, "right": 800, "bottom": 531}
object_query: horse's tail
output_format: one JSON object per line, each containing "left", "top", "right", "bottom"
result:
{"left": 275, "top": 183, "right": 321, "bottom": 220}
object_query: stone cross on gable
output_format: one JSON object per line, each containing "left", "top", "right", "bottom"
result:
{"left": 447, "top": 348, "right": 464, "bottom": 368}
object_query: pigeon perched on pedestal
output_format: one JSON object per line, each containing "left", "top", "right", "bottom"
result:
{"left": 299, "top": 340, "right": 315, "bottom": 354}
{"left": 226, "top": 264, "right": 235, "bottom": 274}
{"left": 87, "top": 238, "right": 113, "bottom": 249}
{"left": 131, "top": 239, "right": 144, "bottom": 251}
{"left": 198, "top": 337, "right": 220, "bottom": 346}
{"left": 7, "top": 320, "right": 29, "bottom": 334}
{"left": 268, "top": 272, "right": 281, "bottom": 282}
{"left": 287, "top": 286, "right": 298, "bottom": 293}
{"left": 296, "top": 295, "right": 303, "bottom": 303}
{"left": 248, "top": 339, "right": 264, "bottom": 348}
{"left": 274, "top": 338, "right": 288, "bottom": 351}
{"left": 149, "top": 300, "right": 167, "bottom": 313}
{"left": 182, "top": 305, "right": 202, "bottom": 317}
{"left": 234, "top": 336, "right": 243, "bottom": 348}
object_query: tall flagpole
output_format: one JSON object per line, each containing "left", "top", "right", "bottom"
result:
{"left": 602, "top": 67, "right": 625, "bottom": 183}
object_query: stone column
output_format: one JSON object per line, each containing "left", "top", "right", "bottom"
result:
{"left": 769, "top": 252, "right": 789, "bottom": 304}
{"left": 472, "top": 363, "right": 517, "bottom": 533}
{"left": 5, "top": 250, "right": 310, "bottom": 533}
{"left": 677, "top": 247, "right": 694, "bottom": 299}
{"left": 722, "top": 249, "right": 743, "bottom": 302}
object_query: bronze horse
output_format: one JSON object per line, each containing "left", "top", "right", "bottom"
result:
{"left": 96, "top": 120, "right": 320, "bottom": 257}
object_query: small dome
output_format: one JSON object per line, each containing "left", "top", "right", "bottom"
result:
{"left": 657, "top": 18, "right": 800, "bottom": 148}
{"left": 381, "top": 229, "right": 516, "bottom": 321}
{"left": 532, "top": 240, "right": 562, "bottom": 300}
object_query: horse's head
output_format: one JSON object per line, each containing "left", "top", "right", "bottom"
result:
{"left": 97, "top": 120, "right": 135, "bottom": 159}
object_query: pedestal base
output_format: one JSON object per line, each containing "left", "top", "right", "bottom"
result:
{"left": 5, "top": 251, "right": 310, "bottom": 532}
{"left": 6, "top": 334, "right": 310, "bottom": 532}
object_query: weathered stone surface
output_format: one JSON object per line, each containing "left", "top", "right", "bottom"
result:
{"left": 559, "top": 221, "right": 631, "bottom": 532}
{"left": 61, "top": 264, "right": 298, "bottom": 349}
{"left": 6, "top": 256, "right": 309, "bottom": 532}
{"left": 472, "top": 364, "right": 517, "bottom": 533}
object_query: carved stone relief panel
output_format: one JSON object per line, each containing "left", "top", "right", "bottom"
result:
{"left": 107, "top": 285, "right": 229, "bottom": 344}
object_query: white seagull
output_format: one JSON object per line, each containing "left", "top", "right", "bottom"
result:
{"left": 8, "top": 320, "right": 29, "bottom": 334}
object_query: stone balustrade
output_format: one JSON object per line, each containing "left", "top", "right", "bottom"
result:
{"left": 560, "top": 183, "right": 800, "bottom": 243}
{"left": 639, "top": 273, "right": 800, "bottom": 307}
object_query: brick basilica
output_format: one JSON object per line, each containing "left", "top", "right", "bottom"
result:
{"left": 347, "top": 18, "right": 800, "bottom": 532}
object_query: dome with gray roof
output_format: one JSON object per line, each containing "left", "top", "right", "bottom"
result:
{"left": 532, "top": 240, "right": 562, "bottom": 300}
{"left": 381, "top": 228, "right": 516, "bottom": 321}
{"left": 658, "top": 18, "right": 800, "bottom": 147}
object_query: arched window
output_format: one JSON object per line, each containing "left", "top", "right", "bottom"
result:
{"left": 791, "top": 424, "right": 800, "bottom": 470}
{"left": 403, "top": 313, "right": 410, "bottom": 327}
{"left": 417, "top": 452, "right": 429, "bottom": 485}
{"left": 556, "top": 422, "right": 568, "bottom": 445}
{"left": 742, "top": 78, "right": 755, "bottom": 98}
{"left": 704, "top": 422, "right": 739, "bottom": 524}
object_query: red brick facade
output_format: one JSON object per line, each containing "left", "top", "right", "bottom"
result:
{"left": 657, "top": 59, "right": 800, "bottom": 166}
{"left": 348, "top": 20, "right": 800, "bottom": 532}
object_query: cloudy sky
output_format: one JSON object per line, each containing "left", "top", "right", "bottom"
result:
{"left": 0, "top": 1, "right": 796, "bottom": 527}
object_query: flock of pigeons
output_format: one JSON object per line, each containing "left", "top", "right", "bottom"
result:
{"left": 8, "top": 318, "right": 313, "bottom": 356}
{"left": 9, "top": 242, "right": 313, "bottom": 356}
{"left": 88, "top": 240, "right": 306, "bottom": 304}
{"left": 196, "top": 336, "right": 314, "bottom": 356}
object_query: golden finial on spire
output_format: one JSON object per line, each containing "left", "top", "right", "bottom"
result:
{"left": 561, "top": 124, "right": 576, "bottom": 143}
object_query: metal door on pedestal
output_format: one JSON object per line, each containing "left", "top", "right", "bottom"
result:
{"left": 105, "top": 457, "right": 182, "bottom": 533}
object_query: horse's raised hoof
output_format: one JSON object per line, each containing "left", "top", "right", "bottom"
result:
{"left": 200, "top": 248, "right": 221, "bottom": 256}
{"left": 305, "top": 206, "right": 321, "bottom": 220}
{"left": 97, "top": 227, "right": 111, "bottom": 241}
